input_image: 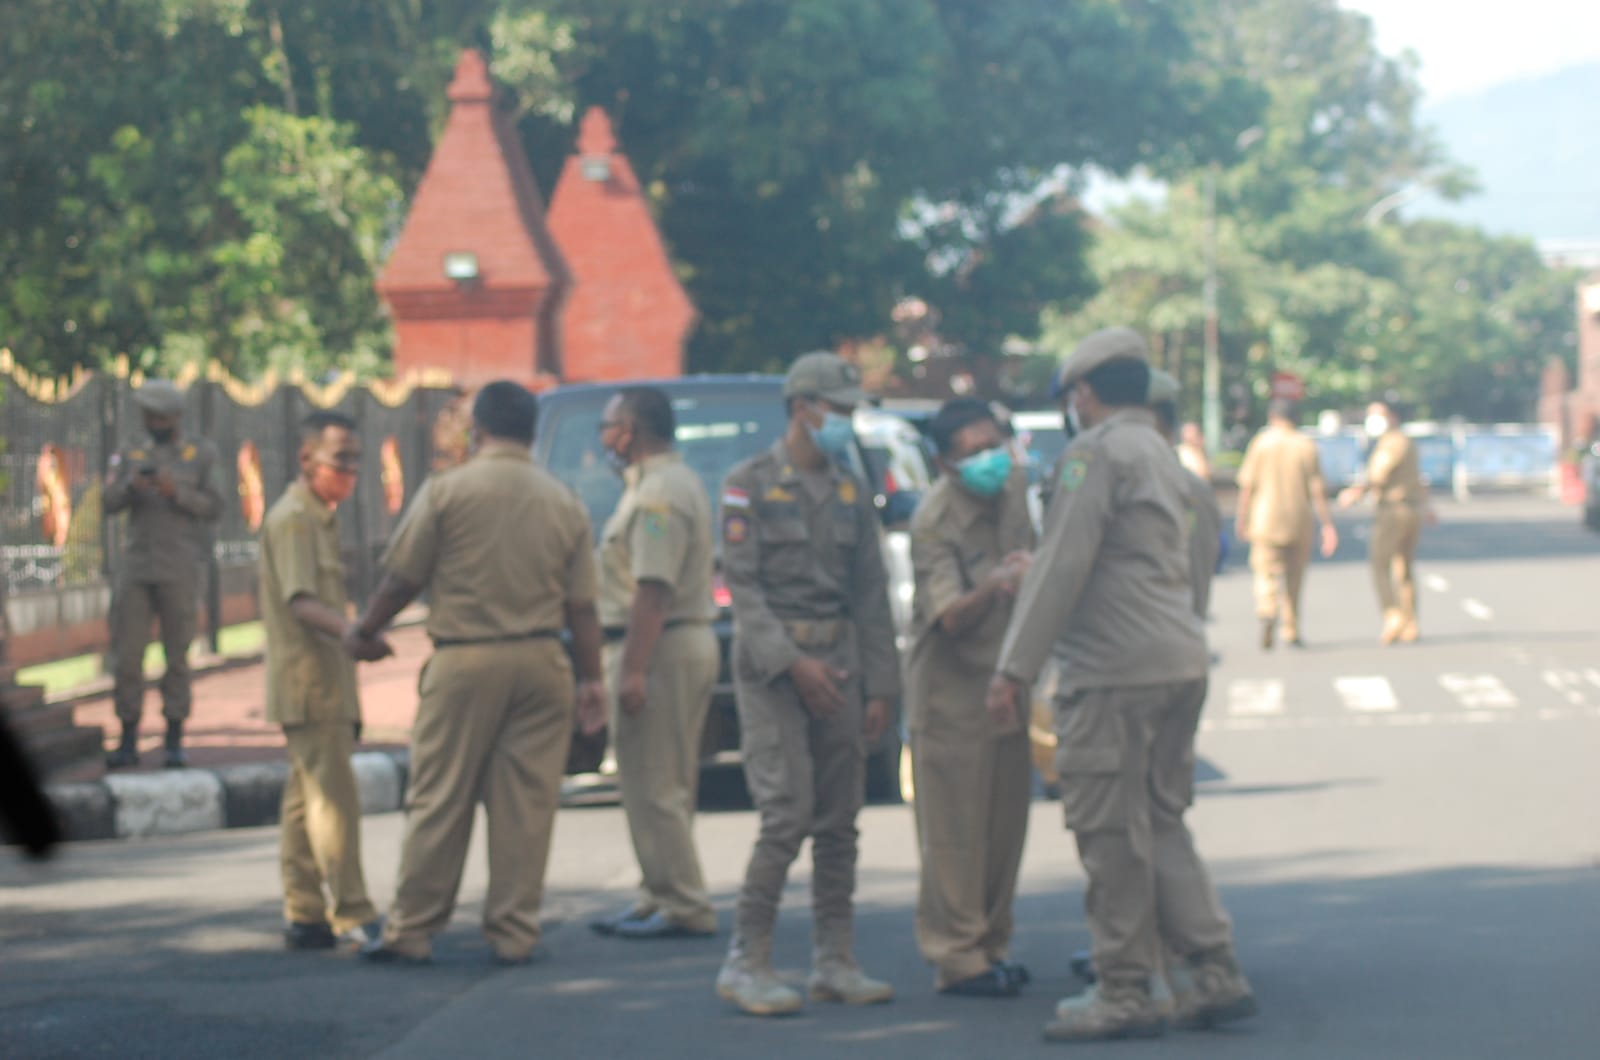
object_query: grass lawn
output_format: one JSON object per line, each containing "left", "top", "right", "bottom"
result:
{"left": 17, "top": 621, "right": 266, "bottom": 698}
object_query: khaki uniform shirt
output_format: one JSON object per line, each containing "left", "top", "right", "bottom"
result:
{"left": 259, "top": 481, "right": 360, "bottom": 725}
{"left": 996, "top": 409, "right": 1207, "bottom": 692}
{"left": 383, "top": 442, "right": 597, "bottom": 642}
{"left": 1183, "top": 465, "right": 1221, "bottom": 619}
{"left": 597, "top": 451, "right": 716, "bottom": 629}
{"left": 720, "top": 440, "right": 900, "bottom": 699}
{"left": 1367, "top": 429, "right": 1426, "bottom": 505}
{"left": 907, "top": 471, "right": 1035, "bottom": 737}
{"left": 1237, "top": 423, "right": 1323, "bottom": 546}
{"left": 103, "top": 434, "right": 223, "bottom": 583}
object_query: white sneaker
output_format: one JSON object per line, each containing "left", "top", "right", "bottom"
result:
{"left": 808, "top": 960, "right": 895, "bottom": 1005}
{"left": 716, "top": 956, "right": 804, "bottom": 1016}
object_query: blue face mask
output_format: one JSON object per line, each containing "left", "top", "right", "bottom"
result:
{"left": 809, "top": 409, "right": 856, "bottom": 464}
{"left": 957, "top": 447, "right": 1013, "bottom": 497}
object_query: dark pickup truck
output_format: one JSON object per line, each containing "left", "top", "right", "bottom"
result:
{"left": 535, "top": 375, "right": 919, "bottom": 801}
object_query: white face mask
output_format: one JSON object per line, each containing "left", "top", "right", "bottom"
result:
{"left": 1364, "top": 413, "right": 1388, "bottom": 438}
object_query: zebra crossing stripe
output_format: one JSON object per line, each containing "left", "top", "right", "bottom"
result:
{"left": 1334, "top": 676, "right": 1399, "bottom": 713}
{"left": 1439, "top": 673, "right": 1518, "bottom": 710}
{"left": 1227, "top": 679, "right": 1285, "bottom": 716}
{"left": 1541, "top": 670, "right": 1588, "bottom": 706}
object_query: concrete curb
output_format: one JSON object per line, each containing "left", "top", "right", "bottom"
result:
{"left": 42, "top": 750, "right": 412, "bottom": 842}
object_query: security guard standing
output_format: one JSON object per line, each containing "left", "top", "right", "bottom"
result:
{"left": 589, "top": 387, "right": 720, "bottom": 940}
{"left": 102, "top": 379, "right": 223, "bottom": 768}
{"left": 907, "top": 399, "right": 1035, "bottom": 998}
{"left": 716, "top": 352, "right": 899, "bottom": 1016}
{"left": 1234, "top": 398, "right": 1339, "bottom": 649}
{"left": 260, "top": 411, "right": 388, "bottom": 950}
{"left": 1339, "top": 400, "right": 1433, "bottom": 643}
{"left": 350, "top": 382, "right": 607, "bottom": 966}
{"left": 1148, "top": 371, "right": 1222, "bottom": 618}
{"left": 987, "top": 328, "right": 1255, "bottom": 1043}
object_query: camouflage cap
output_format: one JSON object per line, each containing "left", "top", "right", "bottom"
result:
{"left": 1055, "top": 327, "right": 1150, "bottom": 389}
{"left": 783, "top": 351, "right": 866, "bottom": 407}
{"left": 1146, "top": 368, "right": 1181, "bottom": 406}
{"left": 133, "top": 379, "right": 185, "bottom": 417}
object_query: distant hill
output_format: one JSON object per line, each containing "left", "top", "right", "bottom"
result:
{"left": 1415, "top": 62, "right": 1600, "bottom": 241}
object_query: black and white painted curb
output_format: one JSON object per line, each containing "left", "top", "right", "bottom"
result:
{"left": 42, "top": 751, "right": 412, "bottom": 843}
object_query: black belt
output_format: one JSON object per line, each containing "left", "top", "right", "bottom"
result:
{"left": 602, "top": 618, "right": 705, "bottom": 642}
{"left": 431, "top": 630, "right": 560, "bottom": 648}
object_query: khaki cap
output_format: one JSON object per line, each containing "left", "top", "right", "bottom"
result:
{"left": 783, "top": 351, "right": 866, "bottom": 407}
{"left": 1146, "top": 369, "right": 1180, "bottom": 405}
{"left": 134, "top": 379, "right": 185, "bottom": 417}
{"left": 1056, "top": 327, "right": 1150, "bottom": 388}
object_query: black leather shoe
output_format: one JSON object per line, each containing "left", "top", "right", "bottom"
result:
{"left": 612, "top": 911, "right": 715, "bottom": 940}
{"left": 284, "top": 921, "right": 338, "bottom": 951}
{"left": 163, "top": 747, "right": 189, "bottom": 769}
{"left": 106, "top": 729, "right": 140, "bottom": 770}
{"left": 999, "top": 960, "right": 1032, "bottom": 987}
{"left": 939, "top": 967, "right": 1019, "bottom": 998}
{"left": 359, "top": 939, "right": 431, "bottom": 965}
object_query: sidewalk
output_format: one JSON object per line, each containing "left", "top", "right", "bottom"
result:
{"left": 40, "top": 626, "right": 434, "bottom": 843}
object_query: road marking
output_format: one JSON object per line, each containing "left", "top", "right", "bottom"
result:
{"left": 1335, "top": 676, "right": 1399, "bottom": 713}
{"left": 1542, "top": 670, "right": 1588, "bottom": 706}
{"left": 1424, "top": 574, "right": 1450, "bottom": 592}
{"left": 1461, "top": 598, "right": 1494, "bottom": 621}
{"left": 1198, "top": 704, "right": 1600, "bottom": 734}
{"left": 1584, "top": 668, "right": 1600, "bottom": 689}
{"left": 1227, "top": 679, "right": 1286, "bottom": 716}
{"left": 1439, "top": 673, "right": 1518, "bottom": 710}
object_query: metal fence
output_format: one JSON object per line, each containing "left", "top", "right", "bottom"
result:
{"left": 1304, "top": 423, "right": 1560, "bottom": 498}
{"left": 1, "top": 353, "right": 458, "bottom": 649}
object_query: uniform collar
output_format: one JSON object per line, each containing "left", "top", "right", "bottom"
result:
{"left": 475, "top": 439, "right": 534, "bottom": 462}
{"left": 1103, "top": 407, "right": 1157, "bottom": 430}
{"left": 624, "top": 449, "right": 682, "bottom": 488}
{"left": 770, "top": 438, "right": 837, "bottom": 485}
{"left": 288, "top": 479, "right": 337, "bottom": 525}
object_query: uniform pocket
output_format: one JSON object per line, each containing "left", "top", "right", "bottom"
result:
{"left": 1056, "top": 745, "right": 1125, "bottom": 831}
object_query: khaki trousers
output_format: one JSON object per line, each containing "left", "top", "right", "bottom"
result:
{"left": 1371, "top": 504, "right": 1422, "bottom": 637}
{"left": 381, "top": 640, "right": 573, "bottom": 961}
{"left": 280, "top": 722, "right": 377, "bottom": 932}
{"left": 911, "top": 726, "right": 1031, "bottom": 988}
{"left": 605, "top": 624, "right": 719, "bottom": 929}
{"left": 731, "top": 632, "right": 865, "bottom": 966}
{"left": 110, "top": 577, "right": 197, "bottom": 723}
{"left": 1054, "top": 680, "right": 1234, "bottom": 989}
{"left": 1248, "top": 534, "right": 1312, "bottom": 638}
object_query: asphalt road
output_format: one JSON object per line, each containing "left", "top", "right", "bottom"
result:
{"left": 4, "top": 496, "right": 1598, "bottom": 1059}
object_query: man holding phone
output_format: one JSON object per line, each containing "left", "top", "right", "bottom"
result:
{"left": 103, "top": 380, "right": 222, "bottom": 769}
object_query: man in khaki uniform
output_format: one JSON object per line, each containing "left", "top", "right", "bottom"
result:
{"left": 1148, "top": 371, "right": 1221, "bottom": 619}
{"left": 1339, "top": 400, "right": 1433, "bottom": 643}
{"left": 260, "top": 411, "right": 390, "bottom": 950}
{"left": 716, "top": 352, "right": 900, "bottom": 1016}
{"left": 1234, "top": 399, "right": 1339, "bottom": 649}
{"left": 103, "top": 379, "right": 223, "bottom": 769}
{"left": 907, "top": 399, "right": 1035, "bottom": 998}
{"left": 589, "top": 387, "right": 720, "bottom": 940}
{"left": 987, "top": 328, "right": 1255, "bottom": 1043}
{"left": 351, "top": 382, "right": 607, "bottom": 966}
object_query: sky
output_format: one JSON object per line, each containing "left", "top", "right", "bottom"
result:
{"left": 1341, "top": 0, "right": 1600, "bottom": 101}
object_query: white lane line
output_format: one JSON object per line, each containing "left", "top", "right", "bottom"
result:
{"left": 1335, "top": 676, "right": 1399, "bottom": 713}
{"left": 1542, "top": 670, "right": 1588, "bottom": 706}
{"left": 1439, "top": 673, "right": 1518, "bottom": 711}
{"left": 1462, "top": 598, "right": 1494, "bottom": 621}
{"left": 1227, "top": 679, "right": 1286, "bottom": 716}
{"left": 1424, "top": 574, "right": 1450, "bottom": 592}
{"left": 1200, "top": 705, "right": 1600, "bottom": 734}
{"left": 1584, "top": 668, "right": 1600, "bottom": 689}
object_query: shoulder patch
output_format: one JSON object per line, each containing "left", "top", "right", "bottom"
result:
{"left": 182, "top": 444, "right": 196, "bottom": 461}
{"left": 1059, "top": 457, "right": 1090, "bottom": 493}
{"left": 723, "top": 513, "right": 749, "bottom": 544}
{"left": 641, "top": 508, "right": 669, "bottom": 539}
{"left": 837, "top": 479, "right": 857, "bottom": 505}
